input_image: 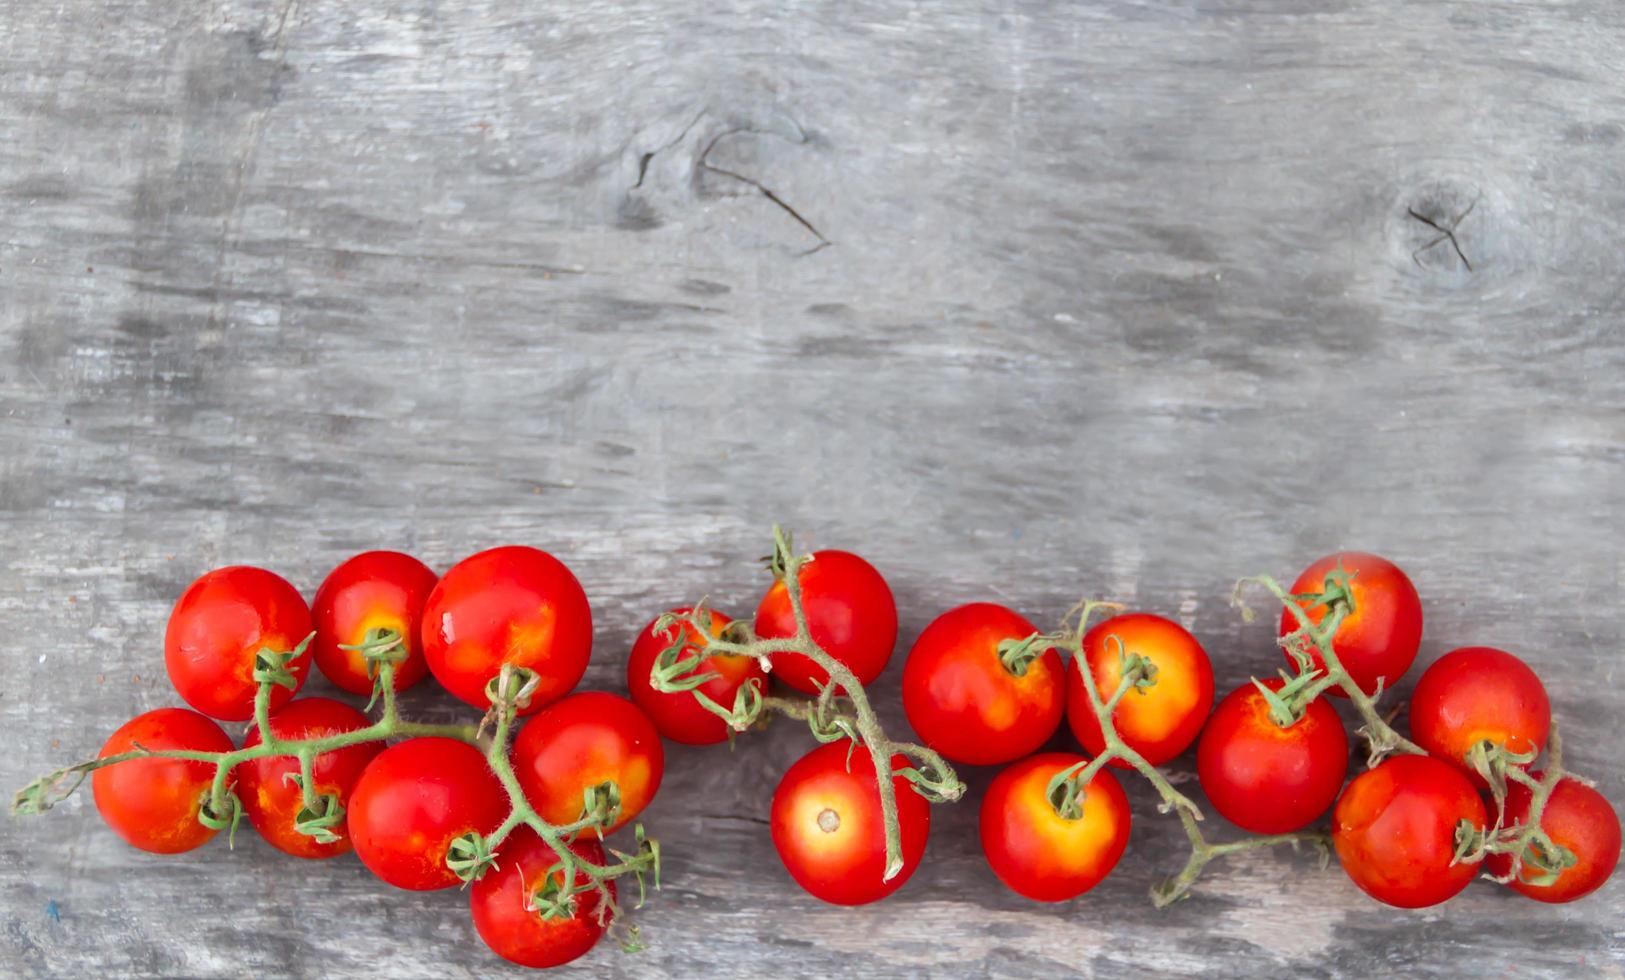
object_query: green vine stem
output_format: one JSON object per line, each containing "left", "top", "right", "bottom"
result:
{"left": 14, "top": 632, "right": 659, "bottom": 949}
{"left": 651, "top": 526, "right": 964, "bottom": 882}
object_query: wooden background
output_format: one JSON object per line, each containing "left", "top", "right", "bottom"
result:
{"left": 3, "top": 1, "right": 1623, "bottom": 976}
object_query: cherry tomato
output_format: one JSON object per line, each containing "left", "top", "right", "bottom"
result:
{"left": 422, "top": 546, "right": 592, "bottom": 714}
{"left": 470, "top": 829, "right": 612, "bottom": 969}
{"left": 625, "top": 607, "right": 767, "bottom": 746}
{"left": 1486, "top": 774, "right": 1620, "bottom": 903}
{"left": 754, "top": 550, "right": 897, "bottom": 696}
{"left": 1331, "top": 754, "right": 1487, "bottom": 908}
{"left": 770, "top": 741, "right": 929, "bottom": 905}
{"left": 1065, "top": 613, "right": 1213, "bottom": 768}
{"left": 1409, "top": 646, "right": 1550, "bottom": 786}
{"left": 347, "top": 737, "right": 508, "bottom": 890}
{"left": 311, "top": 551, "right": 437, "bottom": 697}
{"left": 1196, "top": 679, "right": 1349, "bottom": 833}
{"left": 92, "top": 708, "right": 235, "bottom": 854}
{"left": 165, "top": 566, "right": 314, "bottom": 721}
{"left": 235, "top": 697, "right": 384, "bottom": 859}
{"left": 513, "top": 692, "right": 664, "bottom": 835}
{"left": 979, "top": 752, "right": 1131, "bottom": 901}
{"left": 1279, "top": 552, "right": 1422, "bottom": 697}
{"left": 902, "top": 603, "right": 1063, "bottom": 766}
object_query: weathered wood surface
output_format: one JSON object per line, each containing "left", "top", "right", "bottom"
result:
{"left": 3, "top": 0, "right": 1624, "bottom": 976}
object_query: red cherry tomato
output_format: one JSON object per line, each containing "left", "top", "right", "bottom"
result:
{"left": 770, "top": 741, "right": 929, "bottom": 905}
{"left": 1196, "top": 679, "right": 1349, "bottom": 833}
{"left": 422, "top": 546, "right": 592, "bottom": 715}
{"left": 1280, "top": 552, "right": 1422, "bottom": 697}
{"left": 311, "top": 551, "right": 437, "bottom": 697}
{"left": 1065, "top": 613, "right": 1213, "bottom": 768}
{"left": 902, "top": 603, "right": 1064, "bottom": 766}
{"left": 1409, "top": 646, "right": 1550, "bottom": 786}
{"left": 625, "top": 608, "right": 767, "bottom": 746}
{"left": 754, "top": 550, "right": 897, "bottom": 695}
{"left": 469, "top": 829, "right": 613, "bottom": 969}
{"left": 235, "top": 697, "right": 384, "bottom": 859}
{"left": 1332, "top": 754, "right": 1487, "bottom": 908}
{"left": 347, "top": 737, "right": 508, "bottom": 890}
{"left": 92, "top": 708, "right": 234, "bottom": 854}
{"left": 513, "top": 692, "right": 664, "bottom": 835}
{"left": 164, "top": 566, "right": 314, "bottom": 721}
{"left": 979, "top": 752, "right": 1131, "bottom": 901}
{"left": 1486, "top": 773, "right": 1620, "bottom": 903}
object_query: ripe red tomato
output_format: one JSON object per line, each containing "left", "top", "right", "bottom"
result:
{"left": 311, "top": 551, "right": 437, "bottom": 697}
{"left": 92, "top": 708, "right": 235, "bottom": 854}
{"left": 1196, "top": 679, "right": 1348, "bottom": 833}
{"left": 754, "top": 550, "right": 897, "bottom": 695}
{"left": 165, "top": 566, "right": 314, "bottom": 721}
{"left": 1279, "top": 552, "right": 1422, "bottom": 697}
{"left": 1408, "top": 646, "right": 1550, "bottom": 785}
{"left": 347, "top": 737, "right": 508, "bottom": 890}
{"left": 1487, "top": 774, "right": 1620, "bottom": 903}
{"left": 1331, "top": 754, "right": 1487, "bottom": 908}
{"left": 979, "top": 752, "right": 1131, "bottom": 901}
{"left": 235, "top": 697, "right": 384, "bottom": 859}
{"left": 770, "top": 741, "right": 929, "bottom": 905}
{"left": 513, "top": 692, "right": 664, "bottom": 834}
{"left": 469, "top": 829, "right": 613, "bottom": 969}
{"left": 1065, "top": 613, "right": 1213, "bottom": 768}
{"left": 421, "top": 546, "right": 592, "bottom": 714}
{"left": 625, "top": 607, "right": 767, "bottom": 745}
{"left": 902, "top": 603, "right": 1064, "bottom": 766}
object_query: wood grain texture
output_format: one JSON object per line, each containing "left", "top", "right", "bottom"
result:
{"left": 3, "top": 0, "right": 1624, "bottom": 976}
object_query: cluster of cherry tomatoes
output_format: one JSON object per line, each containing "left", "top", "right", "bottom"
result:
{"left": 52, "top": 539, "right": 1625, "bottom": 971}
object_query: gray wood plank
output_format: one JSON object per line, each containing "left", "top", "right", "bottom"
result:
{"left": 2, "top": 0, "right": 1623, "bottom": 976}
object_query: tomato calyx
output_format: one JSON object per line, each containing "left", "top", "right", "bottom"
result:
{"left": 251, "top": 632, "right": 315, "bottom": 691}
{"left": 337, "top": 626, "right": 409, "bottom": 711}
{"left": 1451, "top": 725, "right": 1585, "bottom": 891}
{"left": 648, "top": 605, "right": 769, "bottom": 735}
{"left": 1465, "top": 737, "right": 1541, "bottom": 802}
{"left": 1248, "top": 669, "right": 1337, "bottom": 728}
{"left": 995, "top": 631, "right": 1055, "bottom": 678}
{"left": 195, "top": 789, "right": 245, "bottom": 847}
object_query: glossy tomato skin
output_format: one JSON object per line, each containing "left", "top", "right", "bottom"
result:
{"left": 311, "top": 551, "right": 437, "bottom": 696}
{"left": 512, "top": 692, "right": 664, "bottom": 834}
{"left": 422, "top": 546, "right": 592, "bottom": 715}
{"left": 1280, "top": 552, "right": 1422, "bottom": 698}
{"left": 235, "top": 697, "right": 384, "bottom": 859}
{"left": 1409, "top": 646, "right": 1550, "bottom": 785}
{"left": 625, "top": 608, "right": 767, "bottom": 746}
{"left": 754, "top": 550, "right": 897, "bottom": 695}
{"left": 165, "top": 566, "right": 314, "bottom": 721}
{"left": 1486, "top": 774, "right": 1621, "bottom": 903}
{"left": 771, "top": 741, "right": 929, "bottom": 905}
{"left": 347, "top": 737, "right": 508, "bottom": 890}
{"left": 93, "top": 708, "right": 235, "bottom": 854}
{"left": 470, "top": 829, "right": 612, "bottom": 969}
{"left": 1332, "top": 754, "right": 1487, "bottom": 908}
{"left": 1197, "top": 679, "right": 1349, "bottom": 834}
{"left": 902, "top": 603, "right": 1064, "bottom": 766}
{"left": 979, "top": 752, "right": 1131, "bottom": 901}
{"left": 1065, "top": 613, "right": 1213, "bottom": 768}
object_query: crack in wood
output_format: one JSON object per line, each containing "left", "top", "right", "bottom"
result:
{"left": 1407, "top": 193, "right": 1479, "bottom": 272}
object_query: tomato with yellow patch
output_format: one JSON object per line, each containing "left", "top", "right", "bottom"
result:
{"left": 979, "top": 752, "right": 1131, "bottom": 901}
{"left": 165, "top": 565, "right": 313, "bottom": 721}
{"left": 625, "top": 607, "right": 767, "bottom": 745}
{"left": 1065, "top": 612, "right": 1213, "bottom": 768}
{"left": 93, "top": 708, "right": 235, "bottom": 854}
{"left": 902, "top": 603, "right": 1064, "bottom": 766}
{"left": 512, "top": 692, "right": 664, "bottom": 834}
{"left": 1408, "top": 646, "right": 1549, "bottom": 787}
{"left": 235, "top": 697, "right": 384, "bottom": 859}
{"left": 311, "top": 551, "right": 437, "bottom": 696}
{"left": 421, "top": 546, "right": 592, "bottom": 715}
{"left": 1279, "top": 552, "right": 1422, "bottom": 697}
{"left": 470, "top": 829, "right": 614, "bottom": 968}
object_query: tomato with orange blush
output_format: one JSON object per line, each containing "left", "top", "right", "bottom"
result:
{"left": 1486, "top": 774, "right": 1620, "bottom": 903}
{"left": 1065, "top": 613, "right": 1213, "bottom": 768}
{"left": 1196, "top": 679, "right": 1348, "bottom": 834}
{"left": 421, "top": 546, "right": 592, "bottom": 714}
{"left": 1331, "top": 754, "right": 1487, "bottom": 908}
{"left": 902, "top": 603, "right": 1063, "bottom": 766}
{"left": 1408, "top": 646, "right": 1549, "bottom": 786}
{"left": 512, "top": 692, "right": 664, "bottom": 834}
{"left": 979, "top": 752, "right": 1131, "bottom": 901}
{"left": 311, "top": 551, "right": 437, "bottom": 696}
{"left": 1279, "top": 552, "right": 1422, "bottom": 697}
{"left": 754, "top": 550, "right": 897, "bottom": 695}
{"left": 770, "top": 741, "right": 929, "bottom": 905}
{"left": 165, "top": 566, "right": 314, "bottom": 721}
{"left": 625, "top": 607, "right": 767, "bottom": 746}
{"left": 235, "top": 697, "right": 384, "bottom": 859}
{"left": 470, "top": 829, "right": 614, "bottom": 969}
{"left": 93, "top": 708, "right": 235, "bottom": 854}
